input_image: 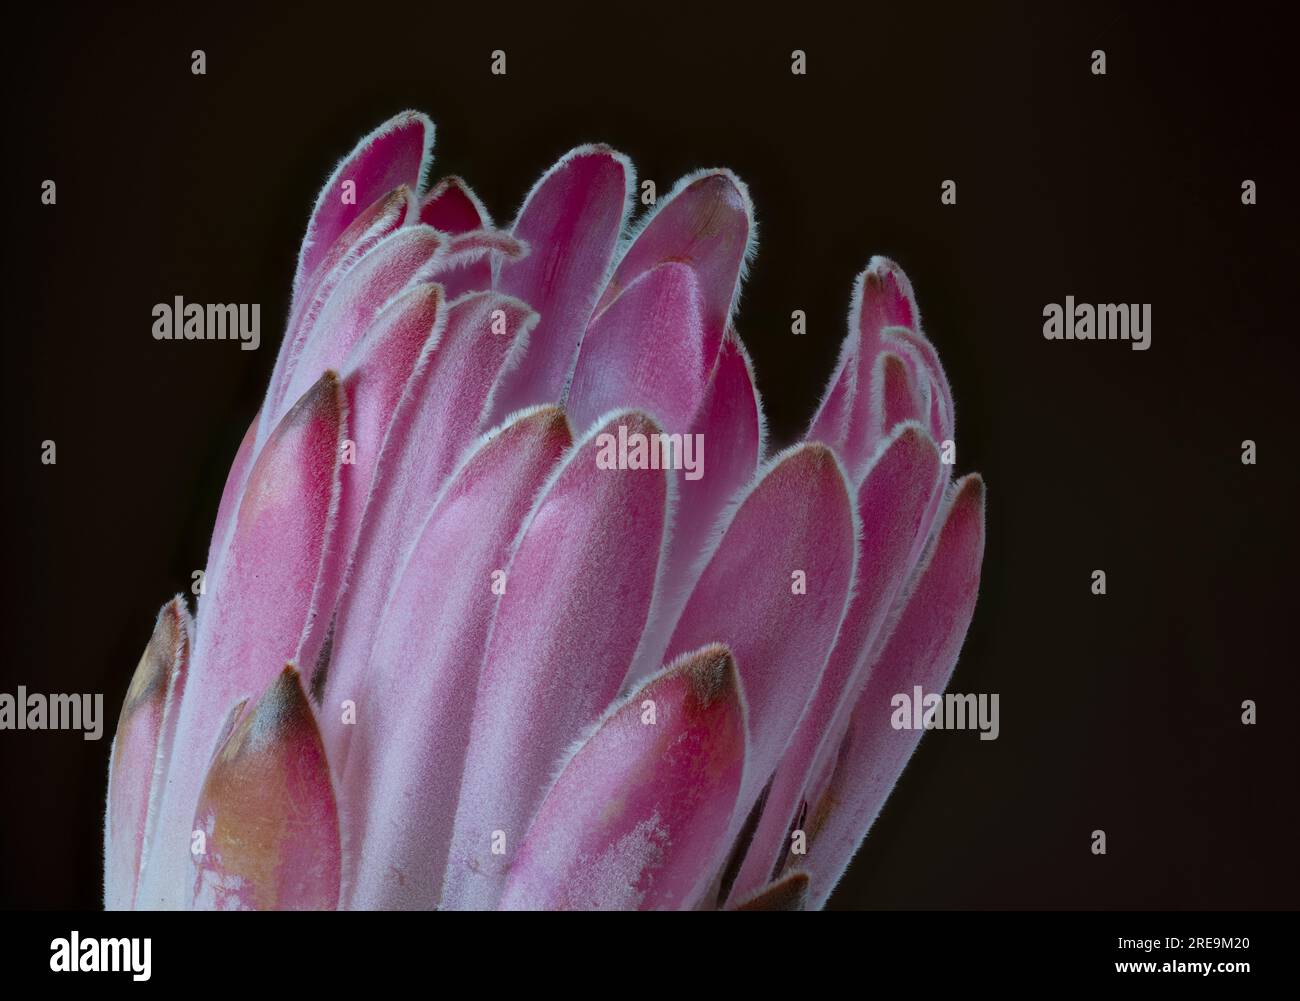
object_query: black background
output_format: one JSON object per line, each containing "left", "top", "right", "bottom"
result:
{"left": 2, "top": 1, "right": 1296, "bottom": 910}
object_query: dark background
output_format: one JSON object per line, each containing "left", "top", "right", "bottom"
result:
{"left": 2, "top": 1, "right": 1296, "bottom": 909}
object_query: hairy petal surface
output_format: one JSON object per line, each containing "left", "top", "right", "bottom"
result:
{"left": 141, "top": 373, "right": 346, "bottom": 908}
{"left": 566, "top": 261, "right": 708, "bottom": 437}
{"left": 190, "top": 667, "right": 341, "bottom": 911}
{"left": 319, "top": 292, "right": 535, "bottom": 765}
{"left": 728, "top": 425, "right": 942, "bottom": 902}
{"left": 105, "top": 598, "right": 191, "bottom": 910}
{"left": 594, "top": 170, "right": 755, "bottom": 373}
{"left": 343, "top": 407, "right": 572, "bottom": 909}
{"left": 488, "top": 146, "right": 632, "bottom": 421}
{"left": 443, "top": 411, "right": 671, "bottom": 910}
{"left": 294, "top": 110, "right": 433, "bottom": 301}
{"left": 804, "top": 474, "right": 986, "bottom": 907}
{"left": 500, "top": 645, "right": 745, "bottom": 911}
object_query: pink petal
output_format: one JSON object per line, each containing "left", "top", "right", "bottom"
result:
{"left": 294, "top": 110, "right": 433, "bottom": 300}
{"left": 594, "top": 170, "right": 755, "bottom": 373}
{"left": 140, "top": 373, "right": 346, "bottom": 908}
{"left": 428, "top": 228, "right": 527, "bottom": 301}
{"left": 566, "top": 261, "right": 709, "bottom": 436}
{"left": 726, "top": 424, "right": 942, "bottom": 903}
{"left": 664, "top": 443, "right": 858, "bottom": 812}
{"left": 419, "top": 177, "right": 496, "bottom": 297}
{"left": 486, "top": 145, "right": 632, "bottom": 422}
{"left": 270, "top": 187, "right": 415, "bottom": 420}
{"left": 499, "top": 644, "right": 746, "bottom": 911}
{"left": 342, "top": 407, "right": 572, "bottom": 909}
{"left": 806, "top": 257, "right": 921, "bottom": 465}
{"left": 318, "top": 292, "right": 536, "bottom": 765}
{"left": 104, "top": 597, "right": 191, "bottom": 910}
{"left": 442, "top": 411, "right": 672, "bottom": 910}
{"left": 626, "top": 329, "right": 764, "bottom": 684}
{"left": 804, "top": 474, "right": 986, "bottom": 907}
{"left": 419, "top": 175, "right": 492, "bottom": 232}
{"left": 202, "top": 411, "right": 260, "bottom": 601}
{"left": 298, "top": 285, "right": 446, "bottom": 673}
{"left": 883, "top": 325, "right": 955, "bottom": 446}
{"left": 840, "top": 350, "right": 929, "bottom": 478}
{"left": 274, "top": 227, "right": 443, "bottom": 424}
{"left": 806, "top": 355, "right": 854, "bottom": 452}
{"left": 190, "top": 667, "right": 341, "bottom": 910}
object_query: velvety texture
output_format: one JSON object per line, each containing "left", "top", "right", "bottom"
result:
{"left": 105, "top": 110, "right": 985, "bottom": 911}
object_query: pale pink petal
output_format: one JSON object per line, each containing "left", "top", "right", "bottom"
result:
{"left": 626, "top": 329, "right": 764, "bottom": 685}
{"left": 318, "top": 292, "right": 536, "bottom": 764}
{"left": 664, "top": 442, "right": 858, "bottom": 812}
{"left": 726, "top": 425, "right": 942, "bottom": 903}
{"left": 274, "top": 227, "right": 443, "bottom": 423}
{"left": 343, "top": 407, "right": 572, "bottom": 909}
{"left": 298, "top": 285, "right": 446, "bottom": 672}
{"left": 190, "top": 667, "right": 341, "bottom": 910}
{"left": 104, "top": 597, "right": 191, "bottom": 910}
{"left": 294, "top": 110, "right": 433, "bottom": 299}
{"left": 804, "top": 474, "right": 986, "bottom": 907}
{"left": 202, "top": 411, "right": 260, "bottom": 599}
{"left": 499, "top": 644, "right": 745, "bottom": 910}
{"left": 566, "top": 261, "right": 709, "bottom": 436}
{"left": 442, "top": 411, "right": 672, "bottom": 910}
{"left": 487, "top": 145, "right": 632, "bottom": 421}
{"left": 594, "top": 170, "right": 755, "bottom": 373}
{"left": 140, "top": 374, "right": 346, "bottom": 909}
{"left": 270, "top": 187, "right": 416, "bottom": 419}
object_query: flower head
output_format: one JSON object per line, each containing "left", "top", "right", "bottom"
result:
{"left": 105, "top": 111, "right": 985, "bottom": 911}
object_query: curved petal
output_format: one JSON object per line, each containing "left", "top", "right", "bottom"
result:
{"left": 807, "top": 257, "right": 920, "bottom": 461}
{"left": 626, "top": 329, "right": 764, "bottom": 685}
{"left": 294, "top": 110, "right": 434, "bottom": 299}
{"left": 343, "top": 407, "right": 572, "bottom": 909}
{"left": 665, "top": 442, "right": 858, "bottom": 809}
{"left": 500, "top": 644, "right": 746, "bottom": 911}
{"left": 319, "top": 291, "right": 536, "bottom": 760}
{"left": 297, "top": 285, "right": 446, "bottom": 672}
{"left": 140, "top": 373, "right": 346, "bottom": 909}
{"left": 487, "top": 145, "right": 633, "bottom": 421}
{"left": 594, "top": 169, "right": 755, "bottom": 373}
{"left": 190, "top": 667, "right": 341, "bottom": 910}
{"left": 805, "top": 474, "right": 986, "bottom": 907}
{"left": 566, "top": 261, "right": 709, "bottom": 436}
{"left": 105, "top": 597, "right": 191, "bottom": 910}
{"left": 274, "top": 227, "right": 443, "bottom": 423}
{"left": 727, "top": 425, "right": 942, "bottom": 903}
{"left": 442, "top": 411, "right": 672, "bottom": 910}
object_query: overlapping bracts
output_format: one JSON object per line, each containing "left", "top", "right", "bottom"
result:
{"left": 104, "top": 111, "right": 985, "bottom": 911}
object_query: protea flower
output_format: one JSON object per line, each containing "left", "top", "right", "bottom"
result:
{"left": 104, "top": 110, "right": 986, "bottom": 911}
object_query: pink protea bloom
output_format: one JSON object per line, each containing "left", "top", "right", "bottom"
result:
{"left": 104, "top": 110, "right": 986, "bottom": 911}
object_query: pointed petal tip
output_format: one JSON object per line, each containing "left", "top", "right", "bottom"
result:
{"left": 668, "top": 642, "right": 739, "bottom": 711}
